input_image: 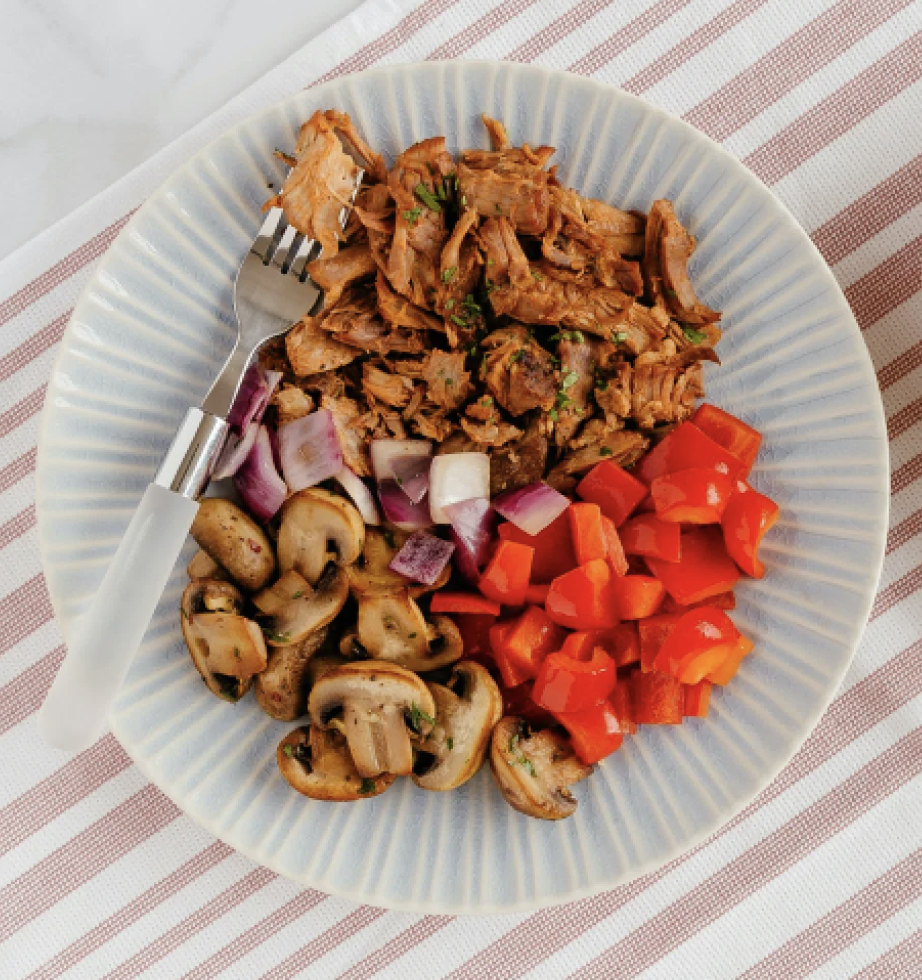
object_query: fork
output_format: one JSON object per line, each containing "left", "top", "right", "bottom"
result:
{"left": 39, "top": 180, "right": 360, "bottom": 752}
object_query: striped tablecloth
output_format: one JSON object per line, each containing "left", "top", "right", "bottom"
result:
{"left": 2, "top": 0, "right": 922, "bottom": 976}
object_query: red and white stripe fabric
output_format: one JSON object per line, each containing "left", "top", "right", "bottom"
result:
{"left": 2, "top": 0, "right": 922, "bottom": 975}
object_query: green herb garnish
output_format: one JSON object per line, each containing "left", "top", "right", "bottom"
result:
{"left": 442, "top": 266, "right": 457, "bottom": 283}
{"left": 415, "top": 183, "right": 442, "bottom": 212}
{"left": 508, "top": 733, "right": 537, "bottom": 777}
{"left": 682, "top": 325, "right": 707, "bottom": 344}
{"left": 403, "top": 207, "right": 423, "bottom": 225}
{"left": 665, "top": 288, "right": 679, "bottom": 299}
{"left": 531, "top": 270, "right": 544, "bottom": 281}
{"left": 596, "top": 378, "right": 609, "bottom": 391}
{"left": 409, "top": 702, "right": 437, "bottom": 733}
{"left": 447, "top": 737, "right": 454, "bottom": 751}
{"left": 549, "top": 409, "right": 559, "bottom": 421}
{"left": 612, "top": 331, "right": 629, "bottom": 343}
{"left": 599, "top": 447, "right": 614, "bottom": 457}
{"left": 450, "top": 314, "right": 467, "bottom": 328}
{"left": 291, "top": 591, "right": 304, "bottom": 599}
{"left": 510, "top": 350, "right": 524, "bottom": 363}
{"left": 445, "top": 298, "right": 454, "bottom": 310}
{"left": 283, "top": 743, "right": 294, "bottom": 758}
{"left": 561, "top": 371, "right": 579, "bottom": 390}
{"left": 359, "top": 778, "right": 377, "bottom": 795}
{"left": 261, "top": 627, "right": 291, "bottom": 643}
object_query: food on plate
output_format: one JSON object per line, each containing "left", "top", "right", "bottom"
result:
{"left": 178, "top": 111, "right": 780, "bottom": 820}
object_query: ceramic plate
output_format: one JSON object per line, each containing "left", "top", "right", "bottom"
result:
{"left": 36, "top": 61, "right": 888, "bottom": 913}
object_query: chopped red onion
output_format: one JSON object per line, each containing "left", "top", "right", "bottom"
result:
{"left": 428, "top": 452, "right": 490, "bottom": 523}
{"left": 389, "top": 531, "right": 455, "bottom": 586}
{"left": 493, "top": 482, "right": 571, "bottom": 536}
{"left": 267, "top": 424, "right": 281, "bottom": 472}
{"left": 378, "top": 480, "right": 433, "bottom": 530}
{"left": 444, "top": 497, "right": 496, "bottom": 582}
{"left": 234, "top": 425, "right": 286, "bottom": 521}
{"left": 227, "top": 365, "right": 282, "bottom": 433}
{"left": 390, "top": 454, "right": 430, "bottom": 503}
{"left": 279, "top": 410, "right": 343, "bottom": 491}
{"left": 335, "top": 466, "right": 381, "bottom": 525}
{"left": 370, "top": 439, "right": 432, "bottom": 482}
{"left": 212, "top": 420, "right": 259, "bottom": 481}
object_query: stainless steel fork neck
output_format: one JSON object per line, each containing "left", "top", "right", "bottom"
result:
{"left": 154, "top": 408, "right": 229, "bottom": 499}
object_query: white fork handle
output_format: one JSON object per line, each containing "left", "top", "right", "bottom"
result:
{"left": 39, "top": 484, "right": 199, "bottom": 752}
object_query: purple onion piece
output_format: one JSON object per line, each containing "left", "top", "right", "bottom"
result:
{"left": 234, "top": 425, "right": 287, "bottom": 522}
{"left": 389, "top": 531, "right": 455, "bottom": 586}
{"left": 378, "top": 480, "right": 433, "bottom": 530}
{"left": 443, "top": 497, "right": 496, "bottom": 582}
{"left": 493, "top": 482, "right": 571, "bottom": 536}
{"left": 279, "top": 410, "right": 343, "bottom": 491}
{"left": 212, "top": 420, "right": 259, "bottom": 481}
{"left": 390, "top": 454, "right": 431, "bottom": 503}
{"left": 227, "top": 365, "right": 282, "bottom": 434}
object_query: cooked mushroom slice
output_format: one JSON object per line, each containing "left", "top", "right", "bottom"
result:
{"left": 256, "top": 625, "right": 334, "bottom": 721}
{"left": 252, "top": 566, "right": 349, "bottom": 647}
{"left": 413, "top": 661, "right": 503, "bottom": 792}
{"left": 181, "top": 580, "right": 267, "bottom": 702}
{"left": 278, "top": 488, "right": 365, "bottom": 585}
{"left": 347, "top": 528, "right": 449, "bottom": 599}
{"left": 190, "top": 498, "right": 276, "bottom": 591}
{"left": 309, "top": 661, "right": 436, "bottom": 778}
{"left": 490, "top": 717, "right": 592, "bottom": 820}
{"left": 186, "top": 549, "right": 228, "bottom": 582}
{"left": 277, "top": 726, "right": 394, "bottom": 800}
{"left": 356, "top": 592, "right": 463, "bottom": 672}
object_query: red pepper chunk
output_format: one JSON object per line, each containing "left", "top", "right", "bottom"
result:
{"left": 501, "top": 605, "right": 569, "bottom": 680}
{"left": 661, "top": 590, "right": 736, "bottom": 613}
{"left": 576, "top": 460, "right": 649, "bottom": 526}
{"left": 636, "top": 421, "right": 745, "bottom": 486}
{"left": 721, "top": 485, "right": 779, "bottom": 578}
{"left": 559, "top": 631, "right": 604, "bottom": 662}
{"left": 490, "top": 622, "right": 531, "bottom": 688}
{"left": 707, "top": 633, "right": 754, "bottom": 685}
{"left": 692, "top": 403, "right": 762, "bottom": 476}
{"left": 454, "top": 613, "right": 497, "bottom": 667}
{"left": 630, "top": 669, "right": 684, "bottom": 725}
{"left": 610, "top": 575, "right": 665, "bottom": 620}
{"left": 533, "top": 646, "right": 617, "bottom": 713}
{"left": 569, "top": 502, "right": 607, "bottom": 564}
{"left": 552, "top": 699, "right": 625, "bottom": 764}
{"left": 498, "top": 511, "right": 577, "bottom": 583}
{"left": 646, "top": 526, "right": 740, "bottom": 605}
{"left": 502, "top": 681, "right": 556, "bottom": 728}
{"left": 430, "top": 592, "right": 501, "bottom": 616}
{"left": 653, "top": 607, "right": 741, "bottom": 685}
{"left": 479, "top": 539, "right": 533, "bottom": 607}
{"left": 601, "top": 516, "right": 629, "bottom": 576}
{"left": 609, "top": 682, "right": 638, "bottom": 734}
{"left": 683, "top": 680, "right": 713, "bottom": 717}
{"left": 619, "top": 513, "right": 681, "bottom": 562}
{"left": 651, "top": 467, "right": 736, "bottom": 524}
{"left": 546, "top": 559, "right": 618, "bottom": 630}
{"left": 525, "top": 582, "right": 550, "bottom": 605}
{"left": 607, "top": 622, "right": 641, "bottom": 669}
{"left": 638, "top": 613, "right": 683, "bottom": 672}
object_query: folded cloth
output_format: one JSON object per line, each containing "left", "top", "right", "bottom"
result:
{"left": 2, "top": 1, "right": 922, "bottom": 977}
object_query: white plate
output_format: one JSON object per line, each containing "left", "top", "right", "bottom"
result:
{"left": 36, "top": 61, "right": 889, "bottom": 913}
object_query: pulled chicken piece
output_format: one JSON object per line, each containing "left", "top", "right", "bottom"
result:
{"left": 307, "top": 244, "right": 377, "bottom": 310}
{"left": 554, "top": 333, "right": 595, "bottom": 446}
{"left": 482, "top": 326, "right": 558, "bottom": 417}
{"left": 489, "top": 413, "right": 548, "bottom": 496}
{"left": 422, "top": 349, "right": 472, "bottom": 410}
{"left": 286, "top": 315, "right": 361, "bottom": 376}
{"left": 546, "top": 429, "right": 649, "bottom": 492}
{"left": 362, "top": 362, "right": 415, "bottom": 408}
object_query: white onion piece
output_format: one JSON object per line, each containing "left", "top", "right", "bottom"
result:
{"left": 279, "top": 410, "right": 343, "bottom": 491}
{"left": 370, "top": 439, "right": 432, "bottom": 482}
{"left": 390, "top": 454, "right": 430, "bottom": 503}
{"left": 335, "top": 466, "right": 381, "bottom": 525}
{"left": 443, "top": 497, "right": 495, "bottom": 582}
{"left": 493, "top": 482, "right": 570, "bottom": 536}
{"left": 234, "top": 425, "right": 287, "bottom": 521}
{"left": 378, "top": 480, "right": 433, "bottom": 530}
{"left": 389, "top": 531, "right": 455, "bottom": 586}
{"left": 227, "top": 365, "right": 282, "bottom": 433}
{"left": 212, "top": 420, "right": 259, "bottom": 481}
{"left": 428, "top": 452, "right": 490, "bottom": 523}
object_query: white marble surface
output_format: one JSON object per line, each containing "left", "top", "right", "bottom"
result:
{"left": 0, "top": 0, "right": 364, "bottom": 261}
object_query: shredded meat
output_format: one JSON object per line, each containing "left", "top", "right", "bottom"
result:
{"left": 555, "top": 336, "right": 595, "bottom": 446}
{"left": 489, "top": 414, "right": 549, "bottom": 496}
{"left": 362, "top": 362, "right": 415, "bottom": 408}
{"left": 286, "top": 315, "right": 361, "bottom": 376}
{"left": 546, "top": 430, "right": 649, "bottom": 493}
{"left": 482, "top": 326, "right": 558, "bottom": 417}
{"left": 422, "top": 350, "right": 472, "bottom": 410}
{"left": 307, "top": 244, "right": 377, "bottom": 309}
{"left": 460, "top": 416, "right": 523, "bottom": 447}
{"left": 274, "top": 386, "right": 313, "bottom": 426}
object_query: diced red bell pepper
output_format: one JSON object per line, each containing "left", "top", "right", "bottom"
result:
{"left": 692, "top": 403, "right": 762, "bottom": 476}
{"left": 479, "top": 539, "right": 533, "bottom": 607}
{"left": 498, "top": 511, "right": 577, "bottom": 583}
{"left": 533, "top": 646, "right": 617, "bottom": 712}
{"left": 576, "top": 460, "right": 649, "bottom": 526}
{"left": 630, "top": 669, "right": 684, "bottom": 725}
{"left": 619, "top": 513, "right": 682, "bottom": 562}
{"left": 502, "top": 681, "right": 556, "bottom": 728}
{"left": 601, "top": 516, "right": 629, "bottom": 576}
{"left": 454, "top": 613, "right": 497, "bottom": 663}
{"left": 636, "top": 421, "right": 745, "bottom": 486}
{"left": 500, "top": 605, "right": 569, "bottom": 680}
{"left": 430, "top": 592, "right": 501, "bottom": 616}
{"left": 683, "top": 680, "right": 713, "bottom": 717}
{"left": 609, "top": 681, "right": 638, "bottom": 734}
{"left": 546, "top": 558, "right": 618, "bottom": 630}
{"left": 646, "top": 526, "right": 740, "bottom": 605}
{"left": 707, "top": 633, "right": 754, "bottom": 685}
{"left": 651, "top": 467, "right": 736, "bottom": 524}
{"left": 610, "top": 574, "right": 665, "bottom": 620}
{"left": 569, "top": 502, "right": 607, "bottom": 565}
{"left": 653, "top": 607, "right": 741, "bottom": 685}
{"left": 721, "top": 486, "right": 779, "bottom": 578}
{"left": 525, "top": 582, "right": 550, "bottom": 605}
{"left": 490, "top": 622, "right": 532, "bottom": 688}
{"left": 660, "top": 590, "right": 736, "bottom": 613}
{"left": 559, "top": 631, "right": 602, "bottom": 662}
{"left": 552, "top": 699, "right": 625, "bottom": 764}
{"left": 607, "top": 622, "right": 641, "bottom": 669}
{"left": 638, "top": 613, "right": 683, "bottom": 672}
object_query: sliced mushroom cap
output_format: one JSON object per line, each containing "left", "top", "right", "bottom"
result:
{"left": 490, "top": 717, "right": 592, "bottom": 820}
{"left": 186, "top": 549, "right": 228, "bottom": 582}
{"left": 347, "top": 527, "right": 449, "bottom": 598}
{"left": 255, "top": 625, "right": 334, "bottom": 721}
{"left": 190, "top": 498, "right": 276, "bottom": 591}
{"left": 355, "top": 591, "right": 464, "bottom": 672}
{"left": 413, "top": 661, "right": 503, "bottom": 792}
{"left": 309, "top": 661, "right": 436, "bottom": 778}
{"left": 181, "top": 580, "right": 268, "bottom": 702}
{"left": 252, "top": 566, "right": 349, "bottom": 647}
{"left": 278, "top": 489, "right": 364, "bottom": 585}
{"left": 277, "top": 726, "right": 395, "bottom": 800}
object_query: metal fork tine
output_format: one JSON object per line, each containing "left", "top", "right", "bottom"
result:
{"left": 270, "top": 224, "right": 299, "bottom": 272}
{"left": 289, "top": 236, "right": 319, "bottom": 279}
{"left": 252, "top": 206, "right": 287, "bottom": 263}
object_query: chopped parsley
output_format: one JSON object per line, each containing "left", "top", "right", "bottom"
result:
{"left": 446, "top": 378, "right": 454, "bottom": 386}
{"left": 408, "top": 632, "right": 417, "bottom": 639}
{"left": 495, "top": 203, "right": 502, "bottom": 213}
{"left": 447, "top": 737, "right": 454, "bottom": 751}
{"left": 481, "top": 396, "right": 493, "bottom": 406}
{"left": 445, "top": 298, "right": 454, "bottom": 310}
{"left": 665, "top": 287, "right": 679, "bottom": 299}
{"left": 415, "top": 183, "right": 442, "bottom": 212}
{"left": 450, "top": 314, "right": 467, "bottom": 328}
{"left": 442, "top": 266, "right": 457, "bottom": 283}
{"left": 596, "top": 378, "right": 609, "bottom": 391}
{"left": 282, "top": 743, "right": 294, "bottom": 758}
{"left": 682, "top": 325, "right": 707, "bottom": 344}
{"left": 291, "top": 590, "right": 304, "bottom": 600}
{"left": 233, "top": 646, "right": 241, "bottom": 660}
{"left": 599, "top": 447, "right": 614, "bottom": 457}
{"left": 550, "top": 330, "right": 585, "bottom": 343}
{"left": 549, "top": 408, "right": 559, "bottom": 421}
{"left": 358, "top": 778, "right": 377, "bottom": 795}
{"left": 409, "top": 702, "right": 437, "bottom": 733}
{"left": 612, "top": 331, "right": 629, "bottom": 343}
{"left": 462, "top": 294, "right": 481, "bottom": 315}
{"left": 510, "top": 350, "right": 524, "bottom": 363}
{"left": 561, "top": 371, "right": 579, "bottom": 390}
{"left": 508, "top": 733, "right": 537, "bottom": 777}
{"left": 402, "top": 207, "right": 423, "bottom": 225}
{"left": 531, "top": 270, "right": 544, "bottom": 281}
